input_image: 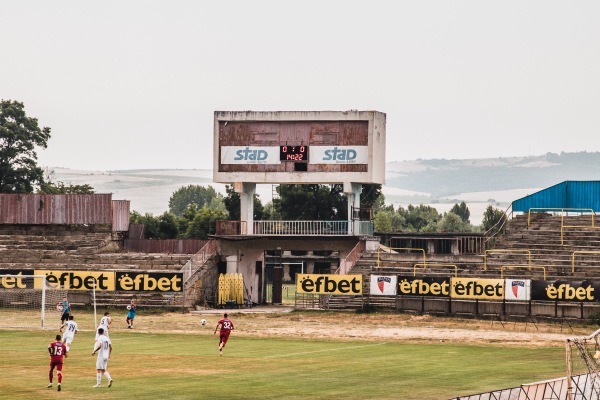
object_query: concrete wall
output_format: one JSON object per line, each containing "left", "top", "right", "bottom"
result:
{"left": 218, "top": 237, "right": 362, "bottom": 304}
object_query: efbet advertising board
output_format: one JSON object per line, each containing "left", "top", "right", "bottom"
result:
{"left": 30, "top": 270, "right": 183, "bottom": 292}
{"left": 296, "top": 274, "right": 362, "bottom": 295}
{"left": 397, "top": 276, "right": 451, "bottom": 297}
{"left": 450, "top": 278, "right": 504, "bottom": 300}
{"left": 396, "top": 276, "right": 504, "bottom": 300}
{"left": 0, "top": 270, "right": 36, "bottom": 289}
{"left": 531, "top": 280, "right": 600, "bottom": 302}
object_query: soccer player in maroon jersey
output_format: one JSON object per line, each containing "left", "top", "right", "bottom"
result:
{"left": 48, "top": 334, "right": 67, "bottom": 391}
{"left": 214, "top": 313, "right": 234, "bottom": 356}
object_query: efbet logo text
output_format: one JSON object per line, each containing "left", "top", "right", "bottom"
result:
{"left": 545, "top": 283, "right": 594, "bottom": 301}
{"left": 0, "top": 273, "right": 27, "bottom": 289}
{"left": 37, "top": 271, "right": 112, "bottom": 290}
{"left": 117, "top": 272, "right": 182, "bottom": 292}
{"left": 398, "top": 278, "right": 450, "bottom": 296}
{"left": 296, "top": 274, "right": 362, "bottom": 295}
{"left": 451, "top": 278, "right": 504, "bottom": 300}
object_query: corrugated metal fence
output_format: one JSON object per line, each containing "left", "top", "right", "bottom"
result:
{"left": 0, "top": 194, "right": 130, "bottom": 232}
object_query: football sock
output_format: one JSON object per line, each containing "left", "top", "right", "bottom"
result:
{"left": 104, "top": 371, "right": 112, "bottom": 381}
{"left": 97, "top": 373, "right": 102, "bottom": 385}
{"left": 58, "top": 372, "right": 62, "bottom": 383}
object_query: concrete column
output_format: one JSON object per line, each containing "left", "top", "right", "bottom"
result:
{"left": 235, "top": 182, "right": 256, "bottom": 235}
{"left": 226, "top": 255, "right": 238, "bottom": 274}
{"left": 307, "top": 260, "right": 315, "bottom": 274}
{"left": 344, "top": 182, "right": 362, "bottom": 235}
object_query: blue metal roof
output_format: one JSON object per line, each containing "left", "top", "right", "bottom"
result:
{"left": 512, "top": 181, "right": 600, "bottom": 212}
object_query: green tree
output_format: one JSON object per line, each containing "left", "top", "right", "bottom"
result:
{"left": 168, "top": 185, "right": 221, "bottom": 216}
{"left": 223, "top": 184, "right": 265, "bottom": 220}
{"left": 39, "top": 181, "right": 95, "bottom": 194}
{"left": 399, "top": 204, "right": 442, "bottom": 232}
{"left": 0, "top": 100, "right": 51, "bottom": 193}
{"left": 374, "top": 210, "right": 394, "bottom": 232}
{"left": 183, "top": 206, "right": 228, "bottom": 239}
{"left": 274, "top": 184, "right": 347, "bottom": 220}
{"left": 450, "top": 201, "right": 470, "bottom": 223}
{"left": 438, "top": 212, "right": 472, "bottom": 232}
{"left": 129, "top": 211, "right": 160, "bottom": 239}
{"left": 157, "top": 212, "right": 179, "bottom": 239}
{"left": 360, "top": 184, "right": 383, "bottom": 208}
{"left": 482, "top": 205, "right": 507, "bottom": 233}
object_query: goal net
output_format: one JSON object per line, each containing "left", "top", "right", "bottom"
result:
{"left": 566, "top": 327, "right": 600, "bottom": 399}
{"left": 0, "top": 274, "right": 98, "bottom": 329}
{"left": 0, "top": 275, "right": 67, "bottom": 329}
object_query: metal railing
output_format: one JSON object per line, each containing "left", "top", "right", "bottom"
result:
{"left": 180, "top": 239, "right": 218, "bottom": 284}
{"left": 378, "top": 247, "right": 426, "bottom": 268}
{"left": 216, "top": 220, "right": 374, "bottom": 236}
{"left": 571, "top": 251, "right": 600, "bottom": 275}
{"left": 527, "top": 207, "right": 598, "bottom": 245}
{"left": 335, "top": 240, "right": 366, "bottom": 275}
{"left": 501, "top": 265, "right": 546, "bottom": 280}
{"left": 413, "top": 263, "right": 458, "bottom": 277}
{"left": 484, "top": 249, "right": 531, "bottom": 271}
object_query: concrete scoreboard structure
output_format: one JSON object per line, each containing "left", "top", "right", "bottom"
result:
{"left": 213, "top": 110, "right": 386, "bottom": 185}
{"left": 213, "top": 110, "right": 386, "bottom": 235}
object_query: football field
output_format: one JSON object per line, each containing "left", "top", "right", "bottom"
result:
{"left": 0, "top": 310, "right": 572, "bottom": 400}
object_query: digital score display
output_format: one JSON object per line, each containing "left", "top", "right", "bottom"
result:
{"left": 279, "top": 145, "right": 308, "bottom": 161}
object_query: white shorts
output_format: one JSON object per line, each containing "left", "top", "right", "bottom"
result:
{"left": 64, "top": 336, "right": 74, "bottom": 345}
{"left": 96, "top": 357, "right": 109, "bottom": 370}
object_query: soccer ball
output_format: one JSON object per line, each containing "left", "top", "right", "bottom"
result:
{"left": 127, "top": 305, "right": 132, "bottom": 310}
{"left": 201, "top": 319, "right": 206, "bottom": 326}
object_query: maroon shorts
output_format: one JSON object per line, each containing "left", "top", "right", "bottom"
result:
{"left": 50, "top": 360, "right": 63, "bottom": 371}
{"left": 219, "top": 331, "right": 231, "bottom": 345}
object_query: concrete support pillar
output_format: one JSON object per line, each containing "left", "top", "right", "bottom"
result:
{"left": 307, "top": 260, "right": 315, "bottom": 274}
{"left": 226, "top": 255, "right": 238, "bottom": 274}
{"left": 235, "top": 182, "right": 256, "bottom": 234}
{"left": 344, "top": 182, "right": 362, "bottom": 235}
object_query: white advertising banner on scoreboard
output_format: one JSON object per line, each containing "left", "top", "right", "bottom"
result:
{"left": 310, "top": 146, "right": 369, "bottom": 164}
{"left": 220, "top": 146, "right": 280, "bottom": 164}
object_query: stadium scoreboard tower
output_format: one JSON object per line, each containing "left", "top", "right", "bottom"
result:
{"left": 213, "top": 110, "right": 386, "bottom": 234}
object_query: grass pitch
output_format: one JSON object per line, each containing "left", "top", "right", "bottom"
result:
{"left": 0, "top": 311, "right": 570, "bottom": 400}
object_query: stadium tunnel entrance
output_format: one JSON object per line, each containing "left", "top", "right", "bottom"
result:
{"left": 215, "top": 236, "right": 365, "bottom": 305}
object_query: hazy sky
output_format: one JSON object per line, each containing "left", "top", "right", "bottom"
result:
{"left": 2, "top": 1, "right": 599, "bottom": 171}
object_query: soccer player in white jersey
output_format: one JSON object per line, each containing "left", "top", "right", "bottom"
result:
{"left": 95, "top": 311, "right": 112, "bottom": 340}
{"left": 92, "top": 328, "right": 113, "bottom": 388}
{"left": 59, "top": 315, "right": 78, "bottom": 352}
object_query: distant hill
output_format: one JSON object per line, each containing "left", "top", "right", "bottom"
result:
{"left": 47, "top": 151, "right": 600, "bottom": 226}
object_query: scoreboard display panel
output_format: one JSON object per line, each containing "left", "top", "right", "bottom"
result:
{"left": 280, "top": 145, "right": 308, "bottom": 161}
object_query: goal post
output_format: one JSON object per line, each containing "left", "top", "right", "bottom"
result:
{"left": 0, "top": 275, "right": 67, "bottom": 329}
{"left": 566, "top": 327, "right": 600, "bottom": 399}
{"left": 0, "top": 274, "right": 99, "bottom": 330}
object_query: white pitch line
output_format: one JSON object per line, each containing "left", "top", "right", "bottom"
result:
{"left": 264, "top": 342, "right": 387, "bottom": 358}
